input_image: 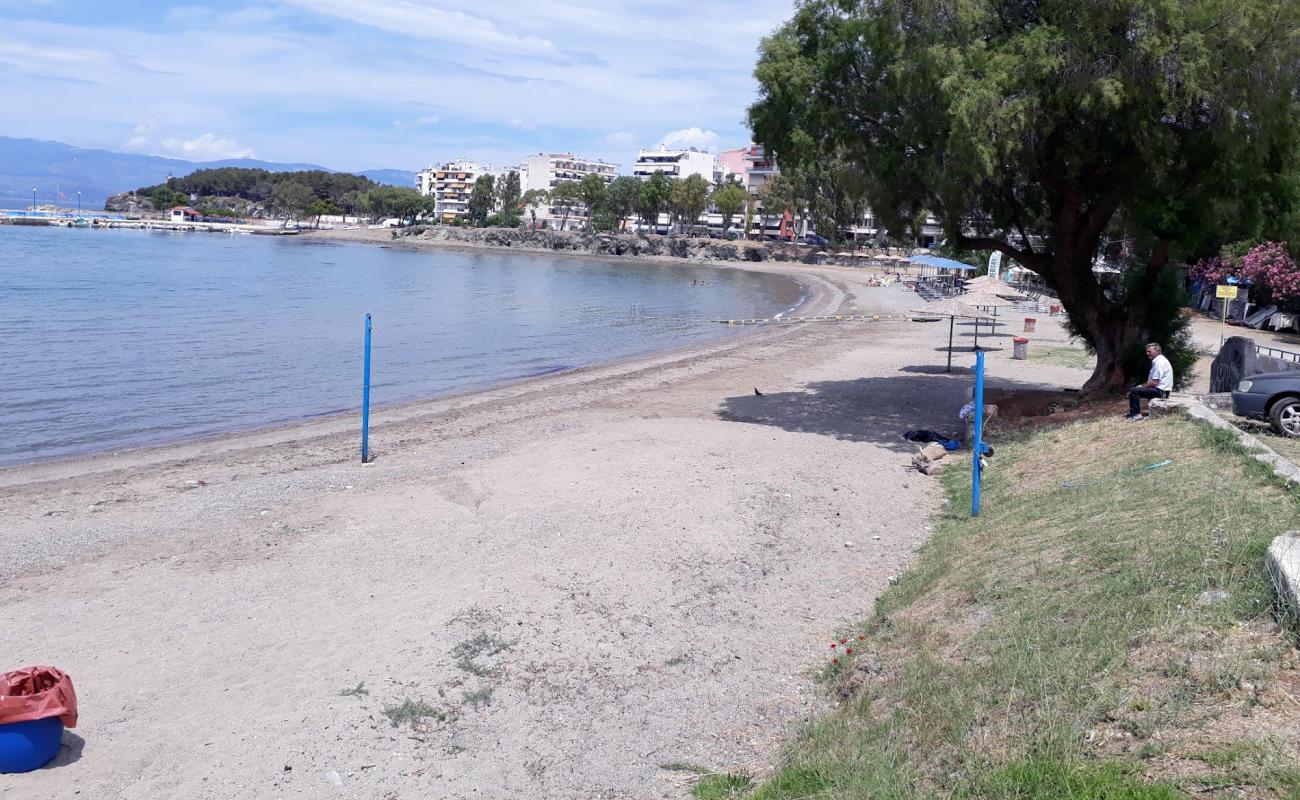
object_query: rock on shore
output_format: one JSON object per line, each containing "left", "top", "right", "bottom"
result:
{"left": 395, "top": 224, "right": 821, "bottom": 264}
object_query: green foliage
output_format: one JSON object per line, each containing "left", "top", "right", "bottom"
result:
{"left": 520, "top": 188, "right": 549, "bottom": 228}
{"left": 549, "top": 180, "right": 583, "bottom": 231}
{"left": 669, "top": 174, "right": 711, "bottom": 232}
{"left": 962, "top": 757, "right": 1185, "bottom": 799}
{"left": 691, "top": 772, "right": 751, "bottom": 799}
{"left": 137, "top": 167, "right": 377, "bottom": 207}
{"left": 577, "top": 173, "right": 609, "bottom": 231}
{"left": 750, "top": 0, "right": 1300, "bottom": 389}
{"left": 606, "top": 176, "right": 642, "bottom": 231}
{"left": 360, "top": 186, "right": 427, "bottom": 224}
{"left": 382, "top": 698, "right": 442, "bottom": 728}
{"left": 466, "top": 174, "right": 496, "bottom": 226}
{"left": 636, "top": 173, "right": 673, "bottom": 230}
{"left": 712, "top": 183, "right": 750, "bottom": 234}
{"left": 497, "top": 170, "right": 522, "bottom": 217}
{"left": 739, "top": 414, "right": 1294, "bottom": 798}
{"left": 272, "top": 180, "right": 313, "bottom": 219}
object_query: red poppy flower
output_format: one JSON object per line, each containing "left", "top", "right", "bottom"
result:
{"left": 832, "top": 658, "right": 839, "bottom": 665}
{"left": 846, "top": 648, "right": 853, "bottom": 655}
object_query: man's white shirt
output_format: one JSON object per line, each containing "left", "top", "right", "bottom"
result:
{"left": 1149, "top": 354, "right": 1174, "bottom": 392}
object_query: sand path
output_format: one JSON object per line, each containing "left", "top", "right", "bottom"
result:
{"left": 0, "top": 263, "right": 1089, "bottom": 799}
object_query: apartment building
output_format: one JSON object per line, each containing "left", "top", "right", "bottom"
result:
{"left": 422, "top": 160, "right": 494, "bottom": 222}
{"left": 632, "top": 147, "right": 715, "bottom": 182}
{"left": 520, "top": 152, "right": 616, "bottom": 230}
{"left": 743, "top": 145, "right": 777, "bottom": 195}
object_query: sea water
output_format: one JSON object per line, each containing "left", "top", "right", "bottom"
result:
{"left": 0, "top": 227, "right": 805, "bottom": 464}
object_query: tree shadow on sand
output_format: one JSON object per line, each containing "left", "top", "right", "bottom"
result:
{"left": 718, "top": 373, "right": 1047, "bottom": 453}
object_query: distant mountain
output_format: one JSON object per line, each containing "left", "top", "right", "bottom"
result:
{"left": 0, "top": 136, "right": 412, "bottom": 210}
{"left": 358, "top": 169, "right": 417, "bottom": 188}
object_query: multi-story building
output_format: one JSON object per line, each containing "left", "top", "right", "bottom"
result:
{"left": 632, "top": 147, "right": 716, "bottom": 182}
{"left": 743, "top": 145, "right": 777, "bottom": 196}
{"left": 520, "top": 152, "right": 617, "bottom": 230}
{"left": 423, "top": 160, "right": 494, "bottom": 222}
{"left": 415, "top": 167, "right": 436, "bottom": 197}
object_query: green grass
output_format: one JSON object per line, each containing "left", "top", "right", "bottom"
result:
{"left": 692, "top": 772, "right": 753, "bottom": 799}
{"left": 381, "top": 698, "right": 444, "bottom": 728}
{"left": 461, "top": 687, "right": 494, "bottom": 708}
{"left": 732, "top": 414, "right": 1299, "bottom": 799}
{"left": 1032, "top": 344, "right": 1096, "bottom": 371}
{"left": 452, "top": 632, "right": 513, "bottom": 676}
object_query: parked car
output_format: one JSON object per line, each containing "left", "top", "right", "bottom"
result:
{"left": 1232, "top": 371, "right": 1300, "bottom": 437}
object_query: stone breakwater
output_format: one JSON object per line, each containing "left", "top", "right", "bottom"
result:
{"left": 393, "top": 225, "right": 821, "bottom": 264}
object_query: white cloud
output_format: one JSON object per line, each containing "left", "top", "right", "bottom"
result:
{"left": 0, "top": 2, "right": 798, "bottom": 169}
{"left": 393, "top": 115, "right": 440, "bottom": 128}
{"left": 659, "top": 127, "right": 719, "bottom": 151}
{"left": 281, "top": 0, "right": 562, "bottom": 57}
{"left": 159, "top": 133, "right": 255, "bottom": 160}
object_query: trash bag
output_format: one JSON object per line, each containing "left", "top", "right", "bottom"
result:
{"left": 0, "top": 667, "right": 77, "bottom": 728}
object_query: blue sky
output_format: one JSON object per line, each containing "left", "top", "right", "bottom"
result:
{"left": 0, "top": 1, "right": 795, "bottom": 172}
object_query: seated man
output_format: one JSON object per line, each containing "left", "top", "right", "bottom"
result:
{"left": 1126, "top": 342, "right": 1174, "bottom": 420}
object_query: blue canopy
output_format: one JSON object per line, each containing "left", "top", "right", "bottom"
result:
{"left": 910, "top": 254, "right": 978, "bottom": 272}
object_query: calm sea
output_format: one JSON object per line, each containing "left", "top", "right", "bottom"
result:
{"left": 0, "top": 226, "right": 805, "bottom": 465}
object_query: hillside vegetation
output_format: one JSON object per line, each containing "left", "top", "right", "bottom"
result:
{"left": 703, "top": 414, "right": 1300, "bottom": 799}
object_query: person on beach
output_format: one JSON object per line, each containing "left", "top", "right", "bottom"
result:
{"left": 1125, "top": 343, "right": 1173, "bottom": 420}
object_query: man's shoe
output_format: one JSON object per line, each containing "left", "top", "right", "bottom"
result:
{"left": 1124, "top": 414, "right": 1141, "bottom": 421}
{"left": 1134, "top": 414, "right": 1147, "bottom": 422}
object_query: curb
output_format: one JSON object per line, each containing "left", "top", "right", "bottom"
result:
{"left": 1158, "top": 395, "right": 1300, "bottom": 486}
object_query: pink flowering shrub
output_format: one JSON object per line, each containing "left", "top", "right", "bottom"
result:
{"left": 1238, "top": 241, "right": 1300, "bottom": 301}
{"left": 1191, "top": 241, "right": 1299, "bottom": 302}
{"left": 1189, "top": 254, "right": 1236, "bottom": 286}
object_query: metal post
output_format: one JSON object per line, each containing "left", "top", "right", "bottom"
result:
{"left": 972, "top": 350, "right": 985, "bottom": 517}
{"left": 946, "top": 316, "right": 954, "bottom": 372}
{"left": 361, "top": 313, "right": 372, "bottom": 463}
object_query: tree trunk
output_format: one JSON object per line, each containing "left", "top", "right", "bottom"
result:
{"left": 1045, "top": 249, "right": 1143, "bottom": 394}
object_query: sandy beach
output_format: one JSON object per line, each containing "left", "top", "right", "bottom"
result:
{"left": 0, "top": 248, "right": 1094, "bottom": 799}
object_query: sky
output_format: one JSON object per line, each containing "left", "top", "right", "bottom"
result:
{"left": 0, "top": 0, "right": 796, "bottom": 172}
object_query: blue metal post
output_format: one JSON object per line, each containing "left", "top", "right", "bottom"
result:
{"left": 361, "top": 313, "right": 372, "bottom": 463}
{"left": 972, "top": 349, "right": 985, "bottom": 517}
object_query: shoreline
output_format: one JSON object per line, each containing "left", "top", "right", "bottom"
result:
{"left": 0, "top": 226, "right": 822, "bottom": 474}
{"left": 0, "top": 263, "right": 1097, "bottom": 798}
{"left": 0, "top": 255, "right": 844, "bottom": 488}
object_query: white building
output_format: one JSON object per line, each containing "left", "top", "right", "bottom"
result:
{"left": 421, "top": 160, "right": 494, "bottom": 222}
{"left": 519, "top": 152, "right": 617, "bottom": 230}
{"left": 632, "top": 147, "right": 716, "bottom": 182}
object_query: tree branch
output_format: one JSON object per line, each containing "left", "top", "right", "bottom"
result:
{"left": 955, "top": 234, "right": 1050, "bottom": 272}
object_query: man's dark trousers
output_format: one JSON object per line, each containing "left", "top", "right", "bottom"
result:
{"left": 1128, "top": 386, "right": 1164, "bottom": 416}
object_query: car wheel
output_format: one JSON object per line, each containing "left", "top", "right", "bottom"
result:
{"left": 1269, "top": 396, "right": 1300, "bottom": 438}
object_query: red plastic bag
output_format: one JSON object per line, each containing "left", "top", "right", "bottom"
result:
{"left": 0, "top": 666, "right": 77, "bottom": 728}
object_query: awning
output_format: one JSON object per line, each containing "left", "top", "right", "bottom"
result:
{"left": 910, "top": 254, "right": 978, "bottom": 272}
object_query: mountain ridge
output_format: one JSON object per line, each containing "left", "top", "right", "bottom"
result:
{"left": 0, "top": 136, "right": 415, "bottom": 210}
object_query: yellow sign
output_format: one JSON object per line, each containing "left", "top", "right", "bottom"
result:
{"left": 1216, "top": 285, "right": 1239, "bottom": 299}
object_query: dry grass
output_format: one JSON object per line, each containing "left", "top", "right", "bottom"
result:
{"left": 729, "top": 413, "right": 1300, "bottom": 799}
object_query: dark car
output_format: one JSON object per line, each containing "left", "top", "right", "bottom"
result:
{"left": 1232, "top": 371, "right": 1300, "bottom": 437}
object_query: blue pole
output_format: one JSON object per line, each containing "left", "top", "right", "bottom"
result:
{"left": 361, "top": 313, "right": 372, "bottom": 463}
{"left": 972, "top": 349, "right": 985, "bottom": 517}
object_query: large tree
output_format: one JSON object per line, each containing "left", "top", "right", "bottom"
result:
{"left": 578, "top": 173, "right": 609, "bottom": 231}
{"left": 636, "top": 173, "right": 674, "bottom": 232}
{"left": 606, "top": 176, "right": 642, "bottom": 231}
{"left": 272, "top": 180, "right": 313, "bottom": 222}
{"left": 497, "top": 170, "right": 522, "bottom": 220}
{"left": 751, "top": 0, "right": 1300, "bottom": 391}
{"left": 549, "top": 180, "right": 583, "bottom": 231}
{"left": 712, "top": 182, "right": 750, "bottom": 236}
{"left": 520, "top": 188, "right": 549, "bottom": 229}
{"left": 669, "top": 174, "right": 711, "bottom": 233}
{"left": 466, "top": 174, "right": 496, "bottom": 227}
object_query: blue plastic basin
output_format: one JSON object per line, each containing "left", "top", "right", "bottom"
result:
{"left": 0, "top": 717, "right": 63, "bottom": 773}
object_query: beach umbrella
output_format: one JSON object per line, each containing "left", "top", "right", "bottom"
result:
{"left": 911, "top": 298, "right": 995, "bottom": 372}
